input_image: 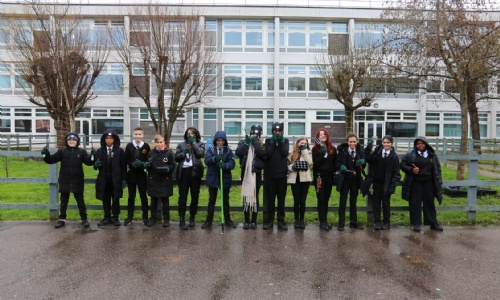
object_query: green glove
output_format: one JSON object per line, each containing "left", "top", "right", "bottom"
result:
{"left": 188, "top": 136, "right": 196, "bottom": 144}
{"left": 217, "top": 161, "right": 225, "bottom": 169}
{"left": 320, "top": 145, "right": 327, "bottom": 152}
{"left": 245, "top": 136, "right": 252, "bottom": 146}
{"left": 367, "top": 139, "right": 373, "bottom": 146}
{"left": 277, "top": 133, "right": 284, "bottom": 142}
{"left": 163, "top": 166, "right": 170, "bottom": 173}
{"left": 249, "top": 136, "right": 257, "bottom": 143}
{"left": 121, "top": 180, "right": 127, "bottom": 189}
{"left": 299, "top": 145, "right": 307, "bottom": 151}
{"left": 132, "top": 161, "right": 143, "bottom": 168}
{"left": 41, "top": 147, "right": 50, "bottom": 156}
{"left": 143, "top": 162, "right": 150, "bottom": 169}
{"left": 215, "top": 154, "right": 223, "bottom": 162}
{"left": 94, "top": 161, "right": 102, "bottom": 168}
{"left": 340, "top": 165, "right": 347, "bottom": 173}
{"left": 355, "top": 159, "right": 365, "bottom": 166}
{"left": 90, "top": 149, "right": 97, "bottom": 156}
{"left": 291, "top": 165, "right": 296, "bottom": 171}
{"left": 183, "top": 147, "right": 190, "bottom": 154}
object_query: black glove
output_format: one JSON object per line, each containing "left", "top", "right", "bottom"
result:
{"left": 94, "top": 161, "right": 102, "bottom": 168}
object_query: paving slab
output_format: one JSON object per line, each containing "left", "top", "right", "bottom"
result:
{"left": 1, "top": 221, "right": 499, "bottom": 299}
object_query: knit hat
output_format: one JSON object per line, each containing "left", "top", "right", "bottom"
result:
{"left": 250, "top": 125, "right": 262, "bottom": 137}
{"left": 272, "top": 122, "right": 284, "bottom": 133}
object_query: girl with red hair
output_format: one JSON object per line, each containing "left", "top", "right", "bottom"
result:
{"left": 312, "top": 128, "right": 338, "bottom": 231}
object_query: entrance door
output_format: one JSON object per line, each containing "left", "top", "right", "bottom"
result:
{"left": 357, "top": 121, "right": 384, "bottom": 144}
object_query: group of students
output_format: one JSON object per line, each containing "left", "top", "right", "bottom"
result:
{"left": 42, "top": 123, "right": 443, "bottom": 233}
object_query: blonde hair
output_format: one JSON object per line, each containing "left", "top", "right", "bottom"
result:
{"left": 290, "top": 137, "right": 309, "bottom": 163}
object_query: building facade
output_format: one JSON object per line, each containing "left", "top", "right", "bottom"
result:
{"left": 0, "top": 1, "right": 499, "bottom": 145}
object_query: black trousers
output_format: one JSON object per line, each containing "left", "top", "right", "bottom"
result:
{"left": 291, "top": 180, "right": 310, "bottom": 221}
{"left": 370, "top": 181, "right": 391, "bottom": 225}
{"left": 59, "top": 192, "right": 87, "bottom": 220}
{"left": 206, "top": 187, "right": 231, "bottom": 223}
{"left": 127, "top": 171, "right": 149, "bottom": 219}
{"left": 177, "top": 167, "right": 201, "bottom": 219}
{"left": 243, "top": 173, "right": 261, "bottom": 223}
{"left": 409, "top": 179, "right": 438, "bottom": 226}
{"left": 315, "top": 175, "right": 334, "bottom": 223}
{"left": 265, "top": 177, "right": 287, "bottom": 223}
{"left": 102, "top": 181, "right": 120, "bottom": 219}
{"left": 150, "top": 197, "right": 170, "bottom": 220}
{"left": 339, "top": 178, "right": 360, "bottom": 226}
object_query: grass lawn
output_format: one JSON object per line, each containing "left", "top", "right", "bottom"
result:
{"left": 1, "top": 156, "right": 500, "bottom": 226}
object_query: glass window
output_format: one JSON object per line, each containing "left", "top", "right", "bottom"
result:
{"left": 288, "top": 122, "right": 305, "bottom": 135}
{"left": 310, "top": 32, "right": 327, "bottom": 47}
{"left": 279, "top": 111, "right": 285, "bottom": 119}
{"left": 35, "top": 109, "right": 49, "bottom": 117}
{"left": 93, "top": 109, "right": 108, "bottom": 117}
{"left": 403, "top": 113, "right": 417, "bottom": 120}
{"left": 386, "top": 112, "right": 400, "bottom": 120}
{"left": 140, "top": 108, "right": 158, "bottom": 120}
{"left": 246, "top": 110, "right": 263, "bottom": 119}
{"left": 426, "top": 124, "right": 440, "bottom": 136}
{"left": 76, "top": 108, "right": 91, "bottom": 118}
{"left": 386, "top": 122, "right": 418, "bottom": 137}
{"left": 245, "top": 66, "right": 262, "bottom": 90}
{"left": 224, "top": 65, "right": 242, "bottom": 90}
{"left": 35, "top": 119, "right": 50, "bottom": 133}
{"left": 426, "top": 113, "right": 440, "bottom": 121}
{"left": 224, "top": 110, "right": 241, "bottom": 118}
{"left": 289, "top": 111, "right": 305, "bottom": 119}
{"left": 0, "top": 75, "right": 10, "bottom": 89}
{"left": 332, "top": 22, "right": 348, "bottom": 33}
{"left": 366, "top": 111, "right": 384, "bottom": 121}
{"left": 309, "top": 78, "right": 326, "bottom": 91}
{"left": 0, "top": 107, "right": 10, "bottom": 117}
{"left": 93, "top": 119, "right": 123, "bottom": 135}
{"left": 267, "top": 111, "right": 274, "bottom": 119}
{"left": 288, "top": 32, "right": 305, "bottom": 47}
{"left": 333, "top": 111, "right": 345, "bottom": 121}
{"left": 205, "top": 20, "right": 216, "bottom": 31}
{"left": 223, "top": 21, "right": 242, "bottom": 46}
{"left": 193, "top": 108, "right": 199, "bottom": 120}
{"left": 93, "top": 74, "right": 123, "bottom": 91}
{"left": 267, "top": 66, "right": 284, "bottom": 91}
{"left": 316, "top": 111, "right": 331, "bottom": 120}
{"left": 224, "top": 121, "right": 241, "bottom": 135}
{"left": 15, "top": 108, "right": 31, "bottom": 117}
{"left": 479, "top": 113, "right": 488, "bottom": 122}
{"left": 204, "top": 108, "right": 217, "bottom": 120}
{"left": 288, "top": 66, "right": 305, "bottom": 91}
{"left": 443, "top": 124, "right": 461, "bottom": 137}
{"left": 14, "top": 119, "right": 32, "bottom": 132}
{"left": 110, "top": 110, "right": 124, "bottom": 117}
{"left": 444, "top": 113, "right": 461, "bottom": 121}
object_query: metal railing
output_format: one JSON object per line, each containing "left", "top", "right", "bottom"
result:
{"left": 1, "top": 138, "right": 500, "bottom": 222}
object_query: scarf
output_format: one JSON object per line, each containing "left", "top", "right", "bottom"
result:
{"left": 241, "top": 145, "right": 257, "bottom": 212}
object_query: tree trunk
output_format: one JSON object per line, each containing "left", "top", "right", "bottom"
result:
{"left": 344, "top": 106, "right": 354, "bottom": 135}
{"left": 457, "top": 88, "right": 468, "bottom": 181}
{"left": 53, "top": 117, "right": 70, "bottom": 148}
{"left": 467, "top": 84, "right": 481, "bottom": 153}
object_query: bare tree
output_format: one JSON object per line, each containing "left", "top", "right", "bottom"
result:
{"left": 111, "top": 3, "right": 219, "bottom": 147}
{"left": 316, "top": 30, "right": 384, "bottom": 135}
{"left": 381, "top": 0, "right": 500, "bottom": 180}
{"left": 5, "top": 0, "right": 109, "bottom": 147}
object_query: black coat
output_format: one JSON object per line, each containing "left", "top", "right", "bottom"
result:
{"left": 362, "top": 144, "right": 401, "bottom": 196}
{"left": 335, "top": 142, "right": 366, "bottom": 192}
{"left": 235, "top": 139, "right": 266, "bottom": 179}
{"left": 400, "top": 136, "right": 443, "bottom": 202}
{"left": 124, "top": 142, "right": 151, "bottom": 175}
{"left": 44, "top": 147, "right": 93, "bottom": 194}
{"left": 264, "top": 137, "right": 289, "bottom": 179}
{"left": 94, "top": 129, "right": 126, "bottom": 200}
{"left": 146, "top": 148, "right": 175, "bottom": 198}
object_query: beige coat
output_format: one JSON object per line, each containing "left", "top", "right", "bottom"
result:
{"left": 287, "top": 149, "right": 313, "bottom": 184}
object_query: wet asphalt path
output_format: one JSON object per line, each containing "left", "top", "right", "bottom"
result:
{"left": 1, "top": 221, "right": 499, "bottom": 299}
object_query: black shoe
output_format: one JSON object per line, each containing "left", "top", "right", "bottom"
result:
{"left": 337, "top": 226, "right": 345, "bottom": 231}
{"left": 124, "top": 217, "right": 133, "bottom": 226}
{"left": 112, "top": 218, "right": 121, "bottom": 226}
{"left": 147, "top": 218, "right": 156, "bottom": 227}
{"left": 300, "top": 220, "right": 306, "bottom": 229}
{"left": 326, "top": 222, "right": 332, "bottom": 229}
{"left": 142, "top": 219, "right": 148, "bottom": 225}
{"left": 413, "top": 225, "right": 421, "bottom": 232}
{"left": 374, "top": 222, "right": 381, "bottom": 230}
{"left": 179, "top": 218, "right": 189, "bottom": 230}
{"left": 225, "top": 220, "right": 237, "bottom": 228}
{"left": 162, "top": 220, "right": 170, "bottom": 227}
{"left": 250, "top": 222, "right": 257, "bottom": 229}
{"left": 277, "top": 222, "right": 288, "bottom": 230}
{"left": 349, "top": 223, "right": 364, "bottom": 230}
{"left": 188, "top": 218, "right": 196, "bottom": 228}
{"left": 243, "top": 222, "right": 250, "bottom": 230}
{"left": 98, "top": 218, "right": 111, "bottom": 226}
{"left": 320, "top": 222, "right": 330, "bottom": 231}
{"left": 294, "top": 220, "right": 300, "bottom": 229}
{"left": 263, "top": 222, "right": 273, "bottom": 230}
{"left": 81, "top": 220, "right": 90, "bottom": 228}
{"left": 201, "top": 221, "right": 212, "bottom": 229}
{"left": 381, "top": 223, "right": 390, "bottom": 230}
{"left": 430, "top": 224, "right": 443, "bottom": 231}
{"left": 54, "top": 220, "right": 65, "bottom": 228}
